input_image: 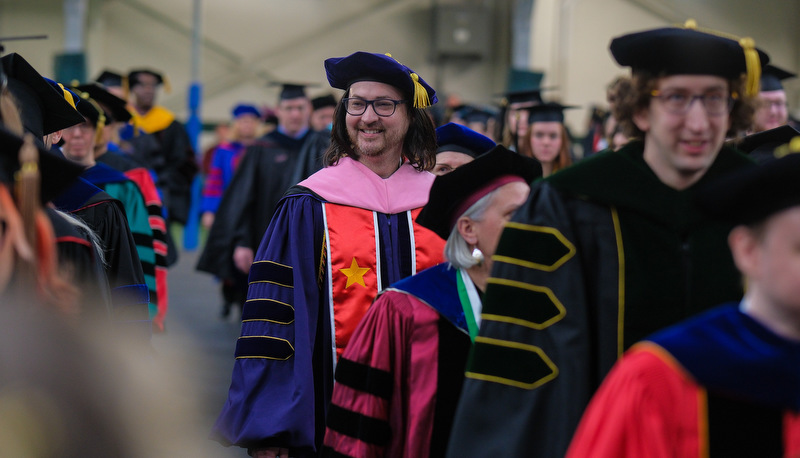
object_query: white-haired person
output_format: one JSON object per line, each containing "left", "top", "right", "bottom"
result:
{"left": 323, "top": 146, "right": 541, "bottom": 458}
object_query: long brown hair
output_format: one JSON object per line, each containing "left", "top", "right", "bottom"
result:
{"left": 323, "top": 86, "right": 437, "bottom": 171}
{"left": 520, "top": 122, "right": 573, "bottom": 174}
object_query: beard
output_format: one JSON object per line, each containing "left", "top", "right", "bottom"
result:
{"left": 347, "top": 120, "right": 407, "bottom": 158}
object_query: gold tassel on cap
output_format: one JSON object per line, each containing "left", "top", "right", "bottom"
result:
{"left": 739, "top": 37, "right": 761, "bottom": 97}
{"left": 410, "top": 73, "right": 431, "bottom": 109}
{"left": 79, "top": 92, "right": 107, "bottom": 147}
{"left": 384, "top": 52, "right": 431, "bottom": 109}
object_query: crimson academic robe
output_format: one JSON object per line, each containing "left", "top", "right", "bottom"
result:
{"left": 324, "top": 263, "right": 475, "bottom": 458}
{"left": 211, "top": 158, "right": 444, "bottom": 456}
{"left": 568, "top": 304, "right": 800, "bottom": 458}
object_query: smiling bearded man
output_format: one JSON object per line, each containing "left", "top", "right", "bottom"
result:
{"left": 212, "top": 52, "right": 445, "bottom": 458}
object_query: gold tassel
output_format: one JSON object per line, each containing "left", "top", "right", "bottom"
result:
{"left": 739, "top": 37, "right": 761, "bottom": 97}
{"left": 410, "top": 73, "right": 431, "bottom": 109}
{"left": 162, "top": 74, "right": 172, "bottom": 94}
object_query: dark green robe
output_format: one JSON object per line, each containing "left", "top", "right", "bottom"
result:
{"left": 446, "top": 141, "right": 755, "bottom": 458}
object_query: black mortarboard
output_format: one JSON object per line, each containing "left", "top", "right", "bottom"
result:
{"left": 1, "top": 53, "right": 85, "bottom": 138}
{"left": 502, "top": 89, "right": 544, "bottom": 107}
{"left": 436, "top": 122, "right": 495, "bottom": 158}
{"left": 696, "top": 136, "right": 800, "bottom": 225}
{"left": 311, "top": 94, "right": 337, "bottom": 110}
{"left": 72, "top": 82, "right": 132, "bottom": 123}
{"left": 269, "top": 82, "right": 315, "bottom": 101}
{"left": 325, "top": 52, "right": 437, "bottom": 108}
{"left": 760, "top": 64, "right": 797, "bottom": 92}
{"left": 127, "top": 69, "right": 163, "bottom": 86}
{"left": 525, "top": 102, "right": 577, "bottom": 124}
{"left": 610, "top": 20, "right": 769, "bottom": 97}
{"left": 127, "top": 68, "right": 171, "bottom": 93}
{"left": 0, "top": 126, "right": 84, "bottom": 204}
{"left": 94, "top": 70, "right": 124, "bottom": 88}
{"left": 417, "top": 145, "right": 542, "bottom": 239}
{"left": 734, "top": 124, "right": 800, "bottom": 164}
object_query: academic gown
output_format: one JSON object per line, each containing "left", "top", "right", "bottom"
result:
{"left": 196, "top": 128, "right": 328, "bottom": 280}
{"left": 47, "top": 207, "right": 112, "bottom": 316}
{"left": 97, "top": 151, "right": 171, "bottom": 331}
{"left": 53, "top": 178, "right": 151, "bottom": 338}
{"left": 323, "top": 263, "right": 476, "bottom": 458}
{"left": 211, "top": 158, "right": 445, "bottom": 456}
{"left": 567, "top": 304, "right": 800, "bottom": 457}
{"left": 128, "top": 105, "right": 197, "bottom": 225}
{"left": 83, "top": 163, "right": 158, "bottom": 321}
{"left": 446, "top": 141, "right": 756, "bottom": 458}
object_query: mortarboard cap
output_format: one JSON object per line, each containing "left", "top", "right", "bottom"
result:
{"left": 417, "top": 145, "right": 541, "bottom": 239}
{"left": 72, "top": 82, "right": 132, "bottom": 123}
{"left": 325, "top": 51, "right": 437, "bottom": 108}
{"left": 0, "top": 125, "right": 85, "bottom": 204}
{"left": 127, "top": 68, "right": 170, "bottom": 93}
{"left": 734, "top": 124, "right": 800, "bottom": 164}
{"left": 436, "top": 122, "right": 495, "bottom": 158}
{"left": 94, "top": 70, "right": 125, "bottom": 88}
{"left": 231, "top": 104, "right": 261, "bottom": 118}
{"left": 1, "top": 53, "right": 85, "bottom": 139}
{"left": 525, "top": 102, "right": 578, "bottom": 124}
{"left": 311, "top": 94, "right": 337, "bottom": 110}
{"left": 760, "top": 64, "right": 797, "bottom": 92}
{"left": 696, "top": 136, "right": 800, "bottom": 225}
{"left": 268, "top": 82, "right": 315, "bottom": 101}
{"left": 610, "top": 20, "right": 769, "bottom": 97}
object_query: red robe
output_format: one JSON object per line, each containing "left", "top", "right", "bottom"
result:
{"left": 568, "top": 342, "right": 800, "bottom": 457}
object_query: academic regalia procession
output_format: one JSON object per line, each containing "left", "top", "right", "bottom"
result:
{"left": 5, "top": 5, "right": 800, "bottom": 458}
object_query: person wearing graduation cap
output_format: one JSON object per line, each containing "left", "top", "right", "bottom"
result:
{"left": 752, "top": 63, "right": 796, "bottom": 133}
{"left": 197, "top": 83, "right": 328, "bottom": 285}
{"left": 60, "top": 89, "right": 159, "bottom": 330}
{"left": 568, "top": 138, "right": 800, "bottom": 457}
{"left": 127, "top": 68, "right": 197, "bottom": 228}
{"left": 447, "top": 21, "right": 768, "bottom": 458}
{"left": 310, "top": 93, "right": 337, "bottom": 132}
{"left": 324, "top": 146, "right": 540, "bottom": 458}
{"left": 0, "top": 52, "right": 148, "bottom": 336}
{"left": 199, "top": 103, "right": 264, "bottom": 319}
{"left": 72, "top": 81, "right": 173, "bottom": 333}
{"left": 433, "top": 122, "right": 496, "bottom": 175}
{"left": 499, "top": 88, "right": 544, "bottom": 152}
{"left": 520, "top": 101, "right": 576, "bottom": 177}
{"left": 211, "top": 51, "right": 445, "bottom": 458}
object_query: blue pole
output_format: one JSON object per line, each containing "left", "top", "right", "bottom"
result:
{"left": 183, "top": 0, "right": 203, "bottom": 251}
{"left": 184, "top": 82, "right": 202, "bottom": 250}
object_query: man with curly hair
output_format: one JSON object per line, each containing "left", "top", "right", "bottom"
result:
{"left": 212, "top": 52, "right": 445, "bottom": 458}
{"left": 447, "top": 22, "right": 770, "bottom": 458}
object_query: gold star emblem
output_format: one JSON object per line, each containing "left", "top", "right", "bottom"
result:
{"left": 340, "top": 257, "right": 370, "bottom": 288}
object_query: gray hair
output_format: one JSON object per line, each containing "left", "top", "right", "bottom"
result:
{"left": 444, "top": 189, "right": 498, "bottom": 269}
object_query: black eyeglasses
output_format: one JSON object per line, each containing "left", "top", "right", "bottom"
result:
{"left": 342, "top": 97, "right": 406, "bottom": 117}
{"left": 650, "top": 90, "right": 736, "bottom": 116}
